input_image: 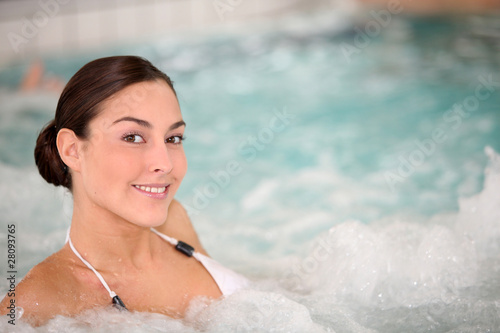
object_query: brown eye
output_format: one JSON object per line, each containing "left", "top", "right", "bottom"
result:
{"left": 123, "top": 134, "right": 144, "bottom": 143}
{"left": 165, "top": 136, "right": 184, "bottom": 144}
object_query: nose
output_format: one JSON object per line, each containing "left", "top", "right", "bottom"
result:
{"left": 148, "top": 142, "right": 173, "bottom": 174}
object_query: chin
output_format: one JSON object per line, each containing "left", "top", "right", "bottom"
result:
{"left": 132, "top": 220, "right": 166, "bottom": 229}
{"left": 131, "top": 212, "right": 168, "bottom": 229}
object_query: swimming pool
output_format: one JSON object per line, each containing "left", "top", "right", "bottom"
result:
{"left": 1, "top": 11, "right": 499, "bottom": 332}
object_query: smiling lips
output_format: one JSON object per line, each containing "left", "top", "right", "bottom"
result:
{"left": 133, "top": 184, "right": 170, "bottom": 198}
{"left": 134, "top": 185, "right": 167, "bottom": 193}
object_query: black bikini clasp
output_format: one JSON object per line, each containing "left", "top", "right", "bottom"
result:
{"left": 112, "top": 295, "right": 127, "bottom": 311}
{"left": 175, "top": 241, "right": 194, "bottom": 257}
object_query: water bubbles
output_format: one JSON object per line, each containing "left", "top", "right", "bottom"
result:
{"left": 16, "top": 306, "right": 24, "bottom": 319}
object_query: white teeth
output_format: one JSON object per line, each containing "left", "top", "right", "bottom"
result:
{"left": 134, "top": 185, "right": 167, "bottom": 194}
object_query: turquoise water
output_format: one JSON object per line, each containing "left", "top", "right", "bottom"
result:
{"left": 0, "top": 13, "right": 499, "bottom": 332}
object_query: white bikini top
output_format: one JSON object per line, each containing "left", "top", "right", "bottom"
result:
{"left": 65, "top": 228, "right": 248, "bottom": 310}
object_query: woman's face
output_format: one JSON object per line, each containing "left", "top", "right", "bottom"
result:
{"left": 76, "top": 80, "right": 187, "bottom": 228}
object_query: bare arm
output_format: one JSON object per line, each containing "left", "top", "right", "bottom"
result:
{"left": 0, "top": 253, "right": 89, "bottom": 327}
{"left": 0, "top": 265, "right": 63, "bottom": 327}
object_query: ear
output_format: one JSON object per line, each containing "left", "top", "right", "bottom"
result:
{"left": 56, "top": 129, "right": 83, "bottom": 172}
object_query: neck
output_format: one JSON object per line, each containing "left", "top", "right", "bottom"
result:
{"left": 68, "top": 201, "right": 161, "bottom": 272}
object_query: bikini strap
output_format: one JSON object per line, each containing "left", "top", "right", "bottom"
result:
{"left": 150, "top": 228, "right": 194, "bottom": 257}
{"left": 65, "top": 228, "right": 196, "bottom": 311}
{"left": 66, "top": 229, "right": 127, "bottom": 310}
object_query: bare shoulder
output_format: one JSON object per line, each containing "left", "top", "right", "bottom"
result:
{"left": 0, "top": 251, "right": 81, "bottom": 326}
{"left": 156, "top": 199, "right": 208, "bottom": 255}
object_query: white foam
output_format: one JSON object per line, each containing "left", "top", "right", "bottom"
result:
{"left": 285, "top": 220, "right": 478, "bottom": 304}
{"left": 0, "top": 163, "right": 70, "bottom": 275}
{"left": 185, "top": 290, "right": 325, "bottom": 332}
{"left": 278, "top": 147, "right": 500, "bottom": 331}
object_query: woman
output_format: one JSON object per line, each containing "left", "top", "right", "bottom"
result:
{"left": 0, "top": 56, "right": 248, "bottom": 326}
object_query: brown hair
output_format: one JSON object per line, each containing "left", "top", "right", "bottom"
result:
{"left": 34, "top": 55, "right": 176, "bottom": 190}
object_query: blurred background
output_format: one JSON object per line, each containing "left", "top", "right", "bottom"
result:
{"left": 0, "top": 0, "right": 499, "bottom": 66}
{"left": 1, "top": 0, "right": 500, "bottom": 332}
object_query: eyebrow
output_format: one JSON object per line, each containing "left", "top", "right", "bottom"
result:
{"left": 112, "top": 117, "right": 186, "bottom": 131}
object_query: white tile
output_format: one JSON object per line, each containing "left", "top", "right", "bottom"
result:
{"left": 153, "top": 1, "right": 173, "bottom": 33}
{"left": 97, "top": 7, "right": 118, "bottom": 45}
{"left": 190, "top": 0, "right": 220, "bottom": 27}
{"left": 115, "top": 5, "right": 138, "bottom": 41}
{"left": 0, "top": 0, "right": 312, "bottom": 65}
{"left": 154, "top": 0, "right": 193, "bottom": 33}
{"left": 36, "top": 15, "right": 65, "bottom": 55}
{"left": 0, "top": 20, "right": 29, "bottom": 59}
{"left": 59, "top": 13, "right": 80, "bottom": 50}
{"left": 135, "top": 2, "right": 157, "bottom": 37}
{"left": 77, "top": 10, "right": 102, "bottom": 47}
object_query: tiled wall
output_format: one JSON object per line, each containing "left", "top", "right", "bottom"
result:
{"left": 0, "top": 0, "right": 322, "bottom": 66}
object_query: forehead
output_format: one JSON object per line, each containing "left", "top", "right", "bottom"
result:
{"left": 96, "top": 80, "right": 181, "bottom": 128}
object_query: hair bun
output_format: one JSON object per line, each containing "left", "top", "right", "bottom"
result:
{"left": 34, "top": 120, "right": 70, "bottom": 188}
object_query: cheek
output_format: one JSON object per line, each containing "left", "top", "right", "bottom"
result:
{"left": 172, "top": 149, "right": 188, "bottom": 179}
{"left": 84, "top": 146, "right": 138, "bottom": 187}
